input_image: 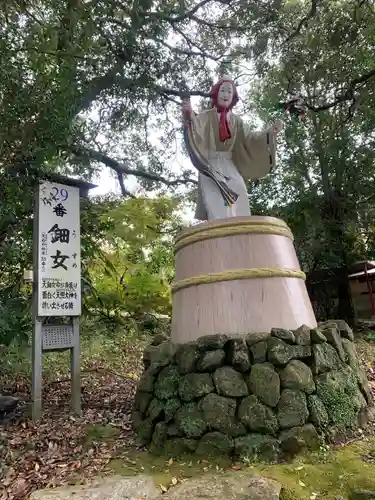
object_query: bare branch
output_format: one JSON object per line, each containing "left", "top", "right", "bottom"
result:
{"left": 70, "top": 145, "right": 197, "bottom": 186}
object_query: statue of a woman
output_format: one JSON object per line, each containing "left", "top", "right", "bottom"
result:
{"left": 182, "top": 78, "right": 283, "bottom": 221}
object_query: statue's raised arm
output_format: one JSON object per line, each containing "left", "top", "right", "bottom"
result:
{"left": 182, "top": 78, "right": 282, "bottom": 221}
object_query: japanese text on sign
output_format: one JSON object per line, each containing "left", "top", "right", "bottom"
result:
{"left": 37, "top": 181, "right": 81, "bottom": 316}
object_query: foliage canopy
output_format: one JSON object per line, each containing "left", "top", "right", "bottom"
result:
{"left": 1, "top": 0, "right": 375, "bottom": 341}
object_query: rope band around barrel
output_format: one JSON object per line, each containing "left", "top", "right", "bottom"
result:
{"left": 174, "top": 224, "right": 294, "bottom": 252}
{"left": 171, "top": 267, "right": 306, "bottom": 293}
{"left": 175, "top": 217, "right": 290, "bottom": 243}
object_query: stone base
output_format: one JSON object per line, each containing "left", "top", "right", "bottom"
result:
{"left": 132, "top": 321, "right": 373, "bottom": 462}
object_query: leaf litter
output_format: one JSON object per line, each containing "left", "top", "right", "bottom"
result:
{"left": 1, "top": 340, "right": 375, "bottom": 499}
{"left": 0, "top": 353, "right": 145, "bottom": 500}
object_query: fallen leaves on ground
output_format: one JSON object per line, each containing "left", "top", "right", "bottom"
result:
{"left": 2, "top": 339, "right": 375, "bottom": 499}
{"left": 0, "top": 355, "right": 144, "bottom": 499}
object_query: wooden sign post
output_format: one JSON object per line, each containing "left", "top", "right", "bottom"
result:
{"left": 31, "top": 177, "right": 93, "bottom": 420}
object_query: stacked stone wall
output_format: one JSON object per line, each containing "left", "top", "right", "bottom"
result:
{"left": 132, "top": 321, "right": 373, "bottom": 461}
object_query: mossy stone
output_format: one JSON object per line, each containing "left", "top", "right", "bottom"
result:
{"left": 320, "top": 319, "right": 354, "bottom": 341}
{"left": 279, "top": 423, "right": 319, "bottom": 455}
{"left": 291, "top": 345, "right": 312, "bottom": 359}
{"left": 294, "top": 325, "right": 311, "bottom": 346}
{"left": 271, "top": 328, "right": 295, "bottom": 344}
{"left": 175, "top": 402, "right": 208, "bottom": 438}
{"left": 138, "top": 368, "right": 155, "bottom": 392}
{"left": 277, "top": 389, "right": 309, "bottom": 429}
{"left": 196, "top": 432, "right": 234, "bottom": 456}
{"left": 164, "top": 398, "right": 182, "bottom": 422}
{"left": 167, "top": 423, "right": 183, "bottom": 437}
{"left": 197, "top": 334, "right": 229, "bottom": 351}
{"left": 132, "top": 411, "right": 154, "bottom": 445}
{"left": 146, "top": 398, "right": 164, "bottom": 421}
{"left": 227, "top": 338, "right": 251, "bottom": 372}
{"left": 234, "top": 434, "right": 280, "bottom": 463}
{"left": 154, "top": 365, "right": 182, "bottom": 399}
{"left": 315, "top": 366, "right": 360, "bottom": 429}
{"left": 280, "top": 360, "right": 315, "bottom": 394}
{"left": 250, "top": 341, "right": 267, "bottom": 363}
{"left": 267, "top": 337, "right": 293, "bottom": 365}
{"left": 143, "top": 342, "right": 175, "bottom": 373}
{"left": 248, "top": 363, "right": 280, "bottom": 407}
{"left": 213, "top": 366, "right": 248, "bottom": 397}
{"left": 307, "top": 394, "right": 329, "bottom": 428}
{"left": 199, "top": 393, "right": 246, "bottom": 437}
{"left": 176, "top": 343, "right": 200, "bottom": 375}
{"left": 133, "top": 390, "right": 153, "bottom": 415}
{"left": 312, "top": 342, "right": 343, "bottom": 374}
{"left": 322, "top": 326, "right": 347, "bottom": 362}
{"left": 197, "top": 349, "right": 226, "bottom": 372}
{"left": 311, "top": 328, "right": 327, "bottom": 343}
{"left": 341, "top": 338, "right": 370, "bottom": 402}
{"left": 178, "top": 372, "right": 214, "bottom": 402}
{"left": 151, "top": 422, "right": 168, "bottom": 451}
{"left": 238, "top": 395, "right": 279, "bottom": 435}
{"left": 163, "top": 438, "right": 198, "bottom": 456}
{"left": 245, "top": 331, "right": 270, "bottom": 346}
{"left": 150, "top": 333, "right": 169, "bottom": 346}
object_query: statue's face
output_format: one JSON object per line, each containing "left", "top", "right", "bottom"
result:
{"left": 217, "top": 81, "right": 234, "bottom": 108}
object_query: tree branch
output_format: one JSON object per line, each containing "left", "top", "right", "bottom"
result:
{"left": 306, "top": 68, "right": 375, "bottom": 111}
{"left": 282, "top": 0, "right": 322, "bottom": 45}
{"left": 70, "top": 145, "right": 197, "bottom": 186}
{"left": 173, "top": 25, "right": 211, "bottom": 54}
{"left": 117, "top": 172, "right": 136, "bottom": 198}
{"left": 186, "top": 13, "right": 247, "bottom": 31}
{"left": 148, "top": 0, "right": 213, "bottom": 22}
{"left": 150, "top": 35, "right": 222, "bottom": 61}
{"left": 106, "top": 74, "right": 211, "bottom": 101}
{"left": 156, "top": 85, "right": 211, "bottom": 100}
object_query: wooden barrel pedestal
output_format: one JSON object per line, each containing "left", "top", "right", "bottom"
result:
{"left": 171, "top": 216, "right": 317, "bottom": 344}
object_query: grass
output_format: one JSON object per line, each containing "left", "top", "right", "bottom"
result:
{"left": 0, "top": 318, "right": 149, "bottom": 385}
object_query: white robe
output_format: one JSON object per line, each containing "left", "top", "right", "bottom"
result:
{"left": 197, "top": 150, "right": 250, "bottom": 220}
{"left": 190, "top": 109, "right": 277, "bottom": 222}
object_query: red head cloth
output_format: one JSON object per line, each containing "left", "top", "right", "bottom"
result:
{"left": 211, "top": 79, "right": 239, "bottom": 142}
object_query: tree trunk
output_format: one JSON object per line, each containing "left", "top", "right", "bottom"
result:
{"left": 320, "top": 191, "right": 355, "bottom": 325}
{"left": 336, "top": 266, "right": 354, "bottom": 326}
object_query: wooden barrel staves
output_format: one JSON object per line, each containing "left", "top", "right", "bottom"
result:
{"left": 171, "top": 216, "right": 317, "bottom": 344}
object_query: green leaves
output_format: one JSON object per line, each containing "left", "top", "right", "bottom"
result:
{"left": 84, "top": 196, "right": 181, "bottom": 324}
{"left": 246, "top": 0, "right": 375, "bottom": 274}
{"left": 0, "top": 287, "right": 31, "bottom": 346}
